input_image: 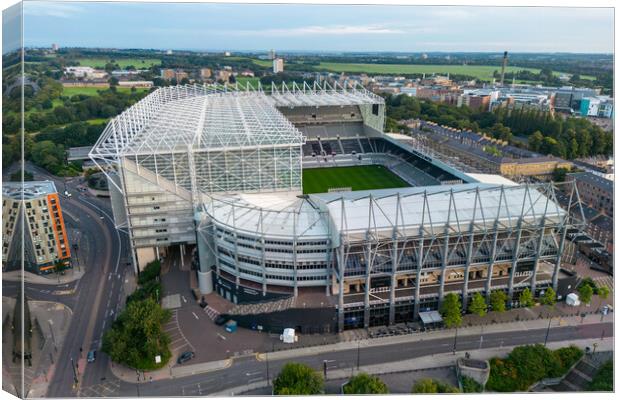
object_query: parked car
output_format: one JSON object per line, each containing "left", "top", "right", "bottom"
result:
{"left": 177, "top": 351, "right": 195, "bottom": 364}
{"left": 87, "top": 350, "right": 96, "bottom": 363}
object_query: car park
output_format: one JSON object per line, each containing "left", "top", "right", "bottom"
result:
{"left": 177, "top": 351, "right": 195, "bottom": 364}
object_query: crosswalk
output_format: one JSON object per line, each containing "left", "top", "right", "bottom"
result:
{"left": 79, "top": 378, "right": 121, "bottom": 397}
{"left": 203, "top": 305, "right": 220, "bottom": 321}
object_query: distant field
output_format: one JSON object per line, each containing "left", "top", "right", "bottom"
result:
{"left": 315, "top": 62, "right": 595, "bottom": 81}
{"left": 234, "top": 76, "right": 260, "bottom": 87}
{"left": 62, "top": 86, "right": 151, "bottom": 96}
{"left": 302, "top": 165, "right": 410, "bottom": 194}
{"left": 74, "top": 58, "right": 161, "bottom": 68}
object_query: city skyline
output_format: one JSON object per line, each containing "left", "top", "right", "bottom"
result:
{"left": 17, "top": 2, "right": 615, "bottom": 53}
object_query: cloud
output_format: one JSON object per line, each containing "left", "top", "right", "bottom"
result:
{"left": 24, "top": 2, "right": 84, "bottom": 19}
{"left": 229, "top": 24, "right": 406, "bottom": 37}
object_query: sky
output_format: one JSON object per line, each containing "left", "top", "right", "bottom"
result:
{"left": 11, "top": 1, "right": 615, "bottom": 53}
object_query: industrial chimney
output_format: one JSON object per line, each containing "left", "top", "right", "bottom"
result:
{"left": 500, "top": 51, "right": 508, "bottom": 86}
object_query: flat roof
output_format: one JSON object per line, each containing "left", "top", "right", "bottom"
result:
{"left": 2, "top": 181, "right": 57, "bottom": 200}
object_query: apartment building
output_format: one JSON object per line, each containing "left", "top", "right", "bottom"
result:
{"left": 2, "top": 181, "right": 71, "bottom": 274}
{"left": 567, "top": 172, "right": 613, "bottom": 217}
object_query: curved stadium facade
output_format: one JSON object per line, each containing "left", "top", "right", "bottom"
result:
{"left": 90, "top": 82, "right": 584, "bottom": 332}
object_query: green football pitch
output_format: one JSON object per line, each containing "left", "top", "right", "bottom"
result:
{"left": 302, "top": 165, "right": 410, "bottom": 194}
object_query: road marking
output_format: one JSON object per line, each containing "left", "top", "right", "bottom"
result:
{"left": 182, "top": 296, "right": 187, "bottom": 303}
{"left": 192, "top": 312, "right": 199, "bottom": 320}
{"left": 245, "top": 371, "right": 261, "bottom": 376}
{"left": 248, "top": 377, "right": 263, "bottom": 383}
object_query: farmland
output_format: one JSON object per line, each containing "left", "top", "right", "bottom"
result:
{"left": 314, "top": 62, "right": 595, "bottom": 81}
{"left": 73, "top": 58, "right": 161, "bottom": 69}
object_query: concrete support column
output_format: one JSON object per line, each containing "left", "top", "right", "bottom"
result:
{"left": 531, "top": 224, "right": 548, "bottom": 293}
{"left": 553, "top": 225, "right": 568, "bottom": 290}
{"left": 462, "top": 223, "right": 475, "bottom": 310}
{"left": 438, "top": 227, "right": 450, "bottom": 308}
{"left": 485, "top": 227, "right": 500, "bottom": 302}
{"left": 363, "top": 240, "right": 372, "bottom": 329}
{"left": 507, "top": 220, "right": 523, "bottom": 300}
{"left": 180, "top": 244, "right": 185, "bottom": 267}
{"left": 413, "top": 229, "right": 424, "bottom": 321}
{"left": 389, "top": 230, "right": 398, "bottom": 326}
{"left": 337, "top": 239, "right": 345, "bottom": 333}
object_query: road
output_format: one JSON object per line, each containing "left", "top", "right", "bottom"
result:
{"left": 90, "top": 321, "right": 612, "bottom": 397}
{"left": 4, "top": 162, "right": 132, "bottom": 397}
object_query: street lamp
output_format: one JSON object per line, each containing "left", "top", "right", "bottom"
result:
{"left": 452, "top": 327, "right": 458, "bottom": 355}
{"left": 543, "top": 316, "right": 553, "bottom": 347}
{"left": 356, "top": 340, "right": 360, "bottom": 370}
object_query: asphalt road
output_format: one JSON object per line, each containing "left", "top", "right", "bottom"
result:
{"left": 103, "top": 321, "right": 612, "bottom": 397}
{"left": 6, "top": 163, "right": 132, "bottom": 397}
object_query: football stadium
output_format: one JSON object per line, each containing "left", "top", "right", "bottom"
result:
{"left": 90, "top": 82, "right": 584, "bottom": 332}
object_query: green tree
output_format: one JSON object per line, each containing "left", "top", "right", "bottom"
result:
{"left": 468, "top": 292, "right": 487, "bottom": 316}
{"left": 412, "top": 378, "right": 459, "bottom": 393}
{"left": 102, "top": 298, "right": 171, "bottom": 370}
{"left": 440, "top": 293, "right": 462, "bottom": 328}
{"left": 519, "top": 288, "right": 535, "bottom": 308}
{"left": 31, "top": 140, "right": 65, "bottom": 174}
{"left": 273, "top": 363, "right": 323, "bottom": 395}
{"left": 579, "top": 284, "right": 593, "bottom": 305}
{"left": 528, "top": 131, "right": 544, "bottom": 152}
{"left": 490, "top": 290, "right": 507, "bottom": 312}
{"left": 343, "top": 373, "right": 389, "bottom": 394}
{"left": 596, "top": 286, "right": 610, "bottom": 311}
{"left": 587, "top": 360, "right": 612, "bottom": 391}
{"left": 540, "top": 288, "right": 557, "bottom": 307}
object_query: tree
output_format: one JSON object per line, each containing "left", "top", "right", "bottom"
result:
{"left": 272, "top": 363, "right": 323, "bottom": 395}
{"left": 440, "top": 293, "right": 462, "bottom": 328}
{"left": 468, "top": 292, "right": 487, "bottom": 316}
{"left": 102, "top": 298, "right": 171, "bottom": 370}
{"left": 490, "top": 290, "right": 507, "bottom": 312}
{"left": 412, "top": 378, "right": 459, "bottom": 393}
{"left": 343, "top": 373, "right": 389, "bottom": 394}
{"left": 31, "top": 140, "right": 65, "bottom": 174}
{"left": 540, "top": 287, "right": 557, "bottom": 307}
{"left": 519, "top": 288, "right": 535, "bottom": 308}
{"left": 578, "top": 284, "right": 593, "bottom": 305}
{"left": 597, "top": 286, "right": 610, "bottom": 311}
{"left": 528, "top": 131, "right": 544, "bottom": 152}
{"left": 53, "top": 260, "right": 65, "bottom": 283}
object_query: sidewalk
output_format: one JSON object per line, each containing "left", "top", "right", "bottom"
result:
{"left": 216, "top": 338, "right": 614, "bottom": 396}
{"left": 257, "top": 312, "right": 613, "bottom": 362}
{"left": 2, "top": 269, "right": 85, "bottom": 285}
{"left": 109, "top": 358, "right": 232, "bottom": 383}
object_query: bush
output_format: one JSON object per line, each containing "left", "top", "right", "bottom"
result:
{"left": 343, "top": 373, "right": 389, "bottom": 394}
{"left": 461, "top": 376, "right": 483, "bottom": 393}
{"left": 412, "top": 378, "right": 459, "bottom": 393}
{"left": 554, "top": 345, "right": 583, "bottom": 371}
{"left": 126, "top": 280, "right": 162, "bottom": 304}
{"left": 587, "top": 360, "right": 612, "bottom": 391}
{"left": 486, "top": 344, "right": 583, "bottom": 392}
{"left": 138, "top": 260, "right": 161, "bottom": 285}
{"left": 273, "top": 363, "right": 323, "bottom": 395}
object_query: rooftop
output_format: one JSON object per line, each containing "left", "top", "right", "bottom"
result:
{"left": 568, "top": 172, "right": 613, "bottom": 192}
{"left": 2, "top": 181, "right": 57, "bottom": 200}
{"left": 90, "top": 82, "right": 382, "bottom": 160}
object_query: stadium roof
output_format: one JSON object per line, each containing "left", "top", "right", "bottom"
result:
{"left": 200, "top": 183, "right": 569, "bottom": 241}
{"left": 89, "top": 82, "right": 382, "bottom": 160}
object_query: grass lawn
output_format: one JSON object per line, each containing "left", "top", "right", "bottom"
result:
{"left": 302, "top": 165, "right": 410, "bottom": 194}
{"left": 74, "top": 57, "right": 161, "bottom": 69}
{"left": 315, "top": 63, "right": 595, "bottom": 82}
{"left": 62, "top": 86, "right": 151, "bottom": 97}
